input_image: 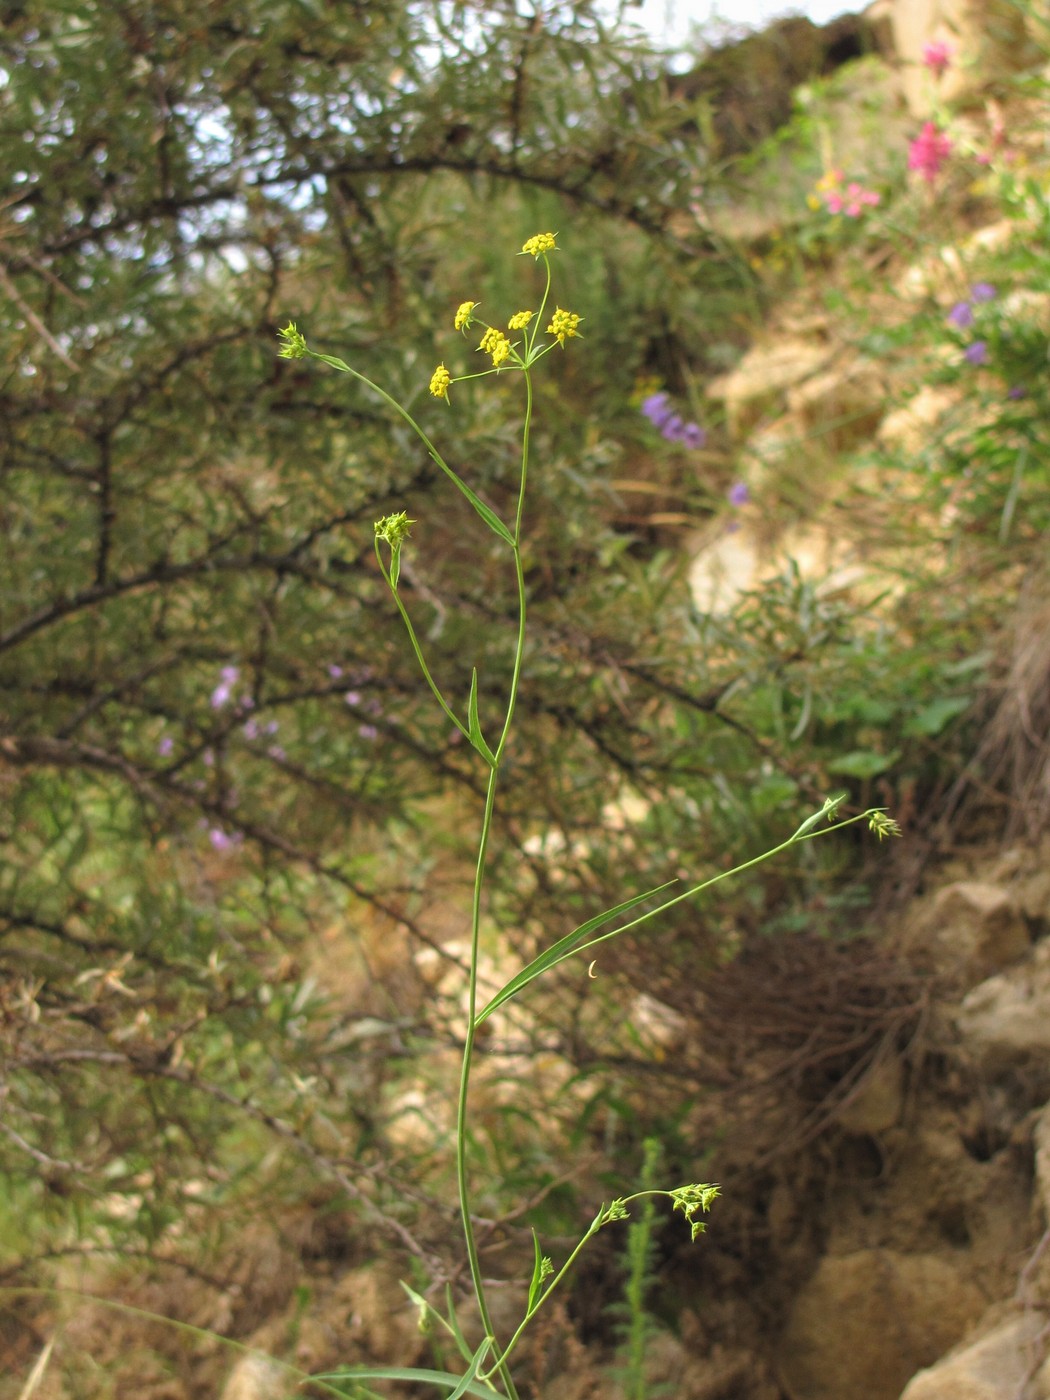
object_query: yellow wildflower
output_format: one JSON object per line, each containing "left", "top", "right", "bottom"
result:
{"left": 546, "top": 307, "right": 581, "bottom": 345}
{"left": 478, "top": 327, "right": 511, "bottom": 367}
{"left": 454, "top": 301, "right": 477, "bottom": 331}
{"left": 429, "top": 363, "right": 451, "bottom": 400}
{"left": 522, "top": 232, "right": 557, "bottom": 257}
{"left": 508, "top": 310, "right": 533, "bottom": 330}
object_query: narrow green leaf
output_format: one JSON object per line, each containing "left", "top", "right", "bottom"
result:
{"left": 449, "top": 478, "right": 515, "bottom": 545}
{"left": 310, "top": 350, "right": 354, "bottom": 373}
{"left": 475, "top": 880, "right": 678, "bottom": 1025}
{"left": 389, "top": 542, "right": 402, "bottom": 591}
{"left": 314, "top": 1362, "right": 497, "bottom": 1399}
{"left": 790, "top": 793, "right": 847, "bottom": 840}
{"left": 444, "top": 1284, "right": 474, "bottom": 1365}
{"left": 527, "top": 1228, "right": 544, "bottom": 1313}
{"left": 467, "top": 668, "right": 496, "bottom": 765}
{"left": 446, "top": 1339, "right": 493, "bottom": 1400}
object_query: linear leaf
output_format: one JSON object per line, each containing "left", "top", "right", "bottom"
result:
{"left": 467, "top": 668, "right": 495, "bottom": 765}
{"left": 314, "top": 1359, "right": 497, "bottom": 1400}
{"left": 527, "top": 1229, "right": 544, "bottom": 1313}
{"left": 475, "top": 880, "right": 678, "bottom": 1025}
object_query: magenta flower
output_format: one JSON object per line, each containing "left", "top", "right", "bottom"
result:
{"left": 963, "top": 341, "right": 989, "bottom": 365}
{"left": 328, "top": 663, "right": 344, "bottom": 679}
{"left": 344, "top": 690, "right": 362, "bottom": 706}
{"left": 971, "top": 282, "right": 996, "bottom": 302}
{"left": 358, "top": 724, "right": 379, "bottom": 741}
{"left": 922, "top": 40, "right": 952, "bottom": 77}
{"left": 727, "top": 481, "right": 750, "bottom": 507}
{"left": 157, "top": 735, "right": 174, "bottom": 756}
{"left": 908, "top": 123, "right": 952, "bottom": 183}
{"left": 826, "top": 182, "right": 880, "bottom": 217}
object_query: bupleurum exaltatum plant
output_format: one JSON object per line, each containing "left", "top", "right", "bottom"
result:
{"left": 278, "top": 236, "right": 899, "bottom": 1400}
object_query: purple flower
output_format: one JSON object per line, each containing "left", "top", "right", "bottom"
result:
{"left": 264, "top": 719, "right": 280, "bottom": 735}
{"left": 660, "top": 414, "right": 686, "bottom": 443}
{"left": 946, "top": 301, "right": 974, "bottom": 329}
{"left": 209, "top": 828, "right": 243, "bottom": 852}
{"left": 209, "top": 665, "right": 240, "bottom": 709}
{"left": 963, "top": 340, "right": 989, "bottom": 365}
{"left": 681, "top": 422, "right": 707, "bottom": 450}
{"left": 157, "top": 735, "right": 174, "bottom": 756}
{"left": 328, "top": 663, "right": 344, "bottom": 679}
{"left": 243, "top": 718, "right": 261, "bottom": 740}
{"left": 267, "top": 744, "right": 286, "bottom": 761}
{"left": 202, "top": 748, "right": 215, "bottom": 767}
{"left": 727, "top": 481, "right": 750, "bottom": 507}
{"left": 344, "top": 690, "right": 362, "bottom": 706}
{"left": 1007, "top": 385, "right": 1027, "bottom": 399}
{"left": 971, "top": 282, "right": 997, "bottom": 302}
{"left": 640, "top": 392, "right": 673, "bottom": 428}
{"left": 358, "top": 724, "right": 378, "bottom": 741}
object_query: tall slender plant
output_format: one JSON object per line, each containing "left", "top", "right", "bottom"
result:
{"left": 278, "top": 234, "right": 899, "bottom": 1398}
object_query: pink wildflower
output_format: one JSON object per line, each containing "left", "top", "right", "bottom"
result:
{"left": 908, "top": 123, "right": 952, "bottom": 183}
{"left": 922, "top": 41, "right": 952, "bottom": 78}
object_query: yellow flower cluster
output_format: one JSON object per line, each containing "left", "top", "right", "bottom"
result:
{"left": 522, "top": 232, "right": 557, "bottom": 257}
{"left": 478, "top": 327, "right": 511, "bottom": 367}
{"left": 454, "top": 301, "right": 477, "bottom": 331}
{"left": 546, "top": 307, "right": 581, "bottom": 345}
{"left": 507, "top": 310, "right": 533, "bottom": 330}
{"left": 429, "top": 363, "right": 451, "bottom": 399}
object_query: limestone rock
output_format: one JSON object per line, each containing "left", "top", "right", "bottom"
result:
{"left": 878, "top": 385, "right": 959, "bottom": 455}
{"left": 776, "top": 1249, "right": 986, "bottom": 1400}
{"left": 901, "top": 881, "right": 1030, "bottom": 987}
{"left": 688, "top": 527, "right": 761, "bottom": 615}
{"left": 887, "top": 0, "right": 1042, "bottom": 115}
{"left": 220, "top": 1355, "right": 290, "bottom": 1400}
{"left": 898, "top": 1311, "right": 1050, "bottom": 1400}
{"left": 956, "top": 940, "right": 1050, "bottom": 1076}
{"left": 706, "top": 340, "right": 831, "bottom": 441}
{"left": 785, "top": 357, "right": 886, "bottom": 453}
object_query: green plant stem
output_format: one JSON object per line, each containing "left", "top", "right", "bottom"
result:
{"left": 454, "top": 359, "right": 537, "bottom": 1400}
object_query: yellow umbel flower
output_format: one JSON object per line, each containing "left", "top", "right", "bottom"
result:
{"left": 522, "top": 232, "right": 557, "bottom": 257}
{"left": 429, "top": 363, "right": 451, "bottom": 400}
{"left": 508, "top": 310, "right": 533, "bottom": 330}
{"left": 454, "top": 301, "right": 477, "bottom": 331}
{"left": 547, "top": 307, "right": 581, "bottom": 345}
{"left": 478, "top": 327, "right": 511, "bottom": 367}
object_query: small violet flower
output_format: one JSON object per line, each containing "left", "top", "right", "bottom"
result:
{"left": 641, "top": 392, "right": 706, "bottom": 450}
{"left": 971, "top": 282, "right": 997, "bottom": 302}
{"left": 963, "top": 340, "right": 989, "bottom": 365}
{"left": 209, "top": 828, "right": 243, "bottom": 852}
{"left": 908, "top": 122, "right": 952, "bottom": 183}
{"left": 210, "top": 665, "right": 240, "bottom": 709}
{"left": 328, "top": 663, "right": 344, "bottom": 679}
{"left": 157, "top": 735, "right": 174, "bottom": 756}
{"left": 344, "top": 690, "right": 362, "bottom": 706}
{"left": 640, "top": 392, "right": 673, "bottom": 428}
{"left": 728, "top": 481, "right": 750, "bottom": 507}
{"left": 947, "top": 301, "right": 974, "bottom": 329}
{"left": 358, "top": 724, "right": 379, "bottom": 741}
{"left": 922, "top": 40, "right": 952, "bottom": 77}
